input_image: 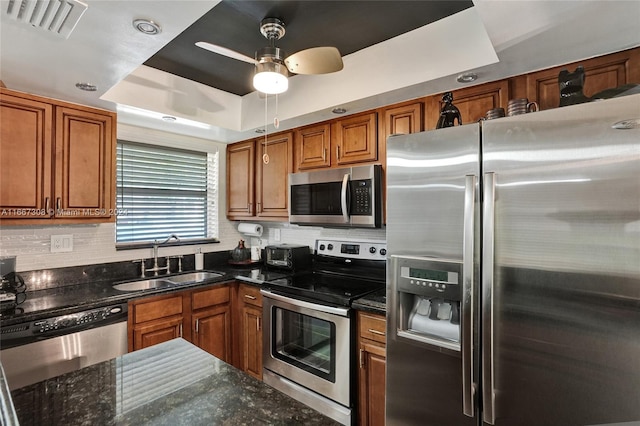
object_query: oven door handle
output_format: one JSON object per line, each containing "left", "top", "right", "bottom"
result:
{"left": 260, "top": 289, "right": 350, "bottom": 317}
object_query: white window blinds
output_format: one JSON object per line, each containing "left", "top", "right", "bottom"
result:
{"left": 116, "top": 141, "right": 218, "bottom": 244}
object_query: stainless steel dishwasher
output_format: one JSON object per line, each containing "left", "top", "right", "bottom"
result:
{"left": 0, "top": 303, "right": 128, "bottom": 390}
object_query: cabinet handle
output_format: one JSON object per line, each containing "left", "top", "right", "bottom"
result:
{"left": 244, "top": 294, "right": 257, "bottom": 300}
{"left": 247, "top": 203, "right": 252, "bottom": 213}
{"left": 322, "top": 147, "right": 326, "bottom": 162}
{"left": 257, "top": 202, "right": 261, "bottom": 213}
{"left": 179, "top": 323, "right": 183, "bottom": 337}
{"left": 257, "top": 317, "right": 261, "bottom": 332}
{"left": 336, "top": 145, "right": 341, "bottom": 160}
{"left": 368, "top": 329, "right": 386, "bottom": 336}
{"left": 195, "top": 319, "right": 199, "bottom": 334}
{"left": 45, "top": 197, "right": 51, "bottom": 216}
{"left": 359, "top": 348, "right": 365, "bottom": 368}
{"left": 56, "top": 197, "right": 61, "bottom": 211}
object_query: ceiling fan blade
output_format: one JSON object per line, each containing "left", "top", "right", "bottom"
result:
{"left": 284, "top": 46, "right": 343, "bottom": 75}
{"left": 195, "top": 41, "right": 256, "bottom": 65}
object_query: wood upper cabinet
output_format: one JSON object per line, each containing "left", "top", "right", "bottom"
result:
{"left": 425, "top": 80, "right": 510, "bottom": 130}
{"left": 357, "top": 311, "right": 387, "bottom": 426}
{"left": 255, "top": 132, "right": 292, "bottom": 218}
{"left": 226, "top": 140, "right": 256, "bottom": 218}
{"left": 0, "top": 92, "right": 53, "bottom": 218}
{"left": 236, "top": 283, "right": 263, "bottom": 380}
{"left": 294, "top": 123, "right": 331, "bottom": 171}
{"left": 332, "top": 112, "right": 378, "bottom": 166}
{"left": 0, "top": 88, "right": 116, "bottom": 224}
{"left": 55, "top": 106, "right": 114, "bottom": 218}
{"left": 520, "top": 48, "right": 640, "bottom": 110}
{"left": 383, "top": 102, "right": 423, "bottom": 138}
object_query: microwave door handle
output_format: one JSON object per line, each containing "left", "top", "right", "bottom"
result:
{"left": 341, "top": 173, "right": 350, "bottom": 223}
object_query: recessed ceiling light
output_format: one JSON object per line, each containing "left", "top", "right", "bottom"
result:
{"left": 75, "top": 82, "right": 97, "bottom": 91}
{"left": 255, "top": 128, "right": 266, "bottom": 134}
{"left": 332, "top": 107, "right": 347, "bottom": 114}
{"left": 161, "top": 115, "right": 177, "bottom": 122}
{"left": 133, "top": 19, "right": 162, "bottom": 35}
{"left": 456, "top": 72, "right": 478, "bottom": 83}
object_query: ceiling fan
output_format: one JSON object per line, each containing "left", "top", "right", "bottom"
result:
{"left": 196, "top": 17, "right": 344, "bottom": 94}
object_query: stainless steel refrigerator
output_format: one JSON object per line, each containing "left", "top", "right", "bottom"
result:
{"left": 385, "top": 94, "right": 640, "bottom": 426}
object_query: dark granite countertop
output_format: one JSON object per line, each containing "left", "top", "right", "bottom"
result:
{"left": 0, "top": 264, "right": 281, "bottom": 327}
{"left": 352, "top": 288, "right": 386, "bottom": 315}
{"left": 9, "top": 338, "right": 340, "bottom": 425}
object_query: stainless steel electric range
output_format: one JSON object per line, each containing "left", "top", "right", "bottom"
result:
{"left": 261, "top": 239, "right": 386, "bottom": 426}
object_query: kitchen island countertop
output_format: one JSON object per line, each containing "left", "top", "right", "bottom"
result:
{"left": 9, "top": 338, "right": 340, "bottom": 425}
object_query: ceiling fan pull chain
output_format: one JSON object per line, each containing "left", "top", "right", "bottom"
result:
{"left": 274, "top": 94, "right": 280, "bottom": 129}
{"left": 263, "top": 94, "right": 270, "bottom": 164}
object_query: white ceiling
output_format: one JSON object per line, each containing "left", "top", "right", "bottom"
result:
{"left": 1, "top": 0, "right": 639, "bottom": 144}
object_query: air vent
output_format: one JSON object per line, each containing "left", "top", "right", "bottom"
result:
{"left": 5, "top": 0, "right": 88, "bottom": 39}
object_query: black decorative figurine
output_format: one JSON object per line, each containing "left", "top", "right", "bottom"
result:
{"left": 436, "top": 91, "right": 462, "bottom": 129}
{"left": 558, "top": 66, "right": 591, "bottom": 107}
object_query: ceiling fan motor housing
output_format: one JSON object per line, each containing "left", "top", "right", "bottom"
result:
{"left": 260, "top": 18, "right": 286, "bottom": 41}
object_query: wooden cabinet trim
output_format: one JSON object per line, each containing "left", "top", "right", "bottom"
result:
{"left": 192, "top": 285, "right": 230, "bottom": 310}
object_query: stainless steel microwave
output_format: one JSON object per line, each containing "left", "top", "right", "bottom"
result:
{"left": 289, "top": 164, "right": 382, "bottom": 228}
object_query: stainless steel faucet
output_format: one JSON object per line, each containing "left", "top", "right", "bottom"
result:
{"left": 147, "top": 234, "right": 181, "bottom": 276}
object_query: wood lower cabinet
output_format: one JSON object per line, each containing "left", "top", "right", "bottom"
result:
{"left": 357, "top": 311, "right": 387, "bottom": 426}
{"left": 236, "top": 283, "right": 263, "bottom": 380}
{"left": 191, "top": 285, "right": 232, "bottom": 363}
{"left": 0, "top": 87, "right": 116, "bottom": 224}
{"left": 128, "top": 283, "right": 232, "bottom": 363}
{"left": 129, "top": 293, "right": 187, "bottom": 351}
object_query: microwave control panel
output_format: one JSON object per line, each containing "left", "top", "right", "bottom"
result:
{"left": 351, "top": 179, "right": 372, "bottom": 215}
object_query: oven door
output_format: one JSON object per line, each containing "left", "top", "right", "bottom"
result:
{"left": 261, "top": 290, "right": 352, "bottom": 408}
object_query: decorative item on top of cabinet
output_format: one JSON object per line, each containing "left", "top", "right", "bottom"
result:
{"left": 521, "top": 48, "right": 640, "bottom": 111}
{"left": 357, "top": 311, "right": 386, "bottom": 426}
{"left": 294, "top": 123, "right": 331, "bottom": 171}
{"left": 332, "top": 111, "right": 378, "bottom": 166}
{"left": 0, "top": 88, "right": 116, "bottom": 224}
{"left": 558, "top": 66, "right": 591, "bottom": 107}
{"left": 435, "top": 92, "right": 462, "bottom": 129}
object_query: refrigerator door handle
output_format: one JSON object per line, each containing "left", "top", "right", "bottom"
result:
{"left": 482, "top": 172, "right": 497, "bottom": 425}
{"left": 462, "top": 175, "right": 476, "bottom": 417}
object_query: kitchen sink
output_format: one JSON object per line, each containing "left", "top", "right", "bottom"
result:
{"left": 113, "top": 279, "right": 174, "bottom": 292}
{"left": 113, "top": 271, "right": 225, "bottom": 292}
{"left": 166, "top": 271, "right": 225, "bottom": 284}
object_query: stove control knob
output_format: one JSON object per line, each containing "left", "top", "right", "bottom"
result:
{"left": 319, "top": 244, "right": 326, "bottom": 251}
{"left": 380, "top": 248, "right": 387, "bottom": 256}
{"left": 327, "top": 244, "right": 334, "bottom": 250}
{"left": 369, "top": 246, "right": 376, "bottom": 254}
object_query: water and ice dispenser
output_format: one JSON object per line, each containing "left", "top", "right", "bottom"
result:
{"left": 392, "top": 255, "right": 462, "bottom": 351}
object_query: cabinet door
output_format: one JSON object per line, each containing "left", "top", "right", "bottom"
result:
{"left": 358, "top": 341, "right": 386, "bottom": 426}
{"left": 255, "top": 132, "right": 292, "bottom": 218}
{"left": 294, "top": 123, "right": 331, "bottom": 171}
{"left": 525, "top": 49, "right": 640, "bottom": 110}
{"left": 0, "top": 92, "right": 53, "bottom": 218}
{"left": 226, "top": 140, "right": 255, "bottom": 218}
{"left": 426, "top": 80, "right": 509, "bottom": 130}
{"left": 192, "top": 305, "right": 232, "bottom": 363}
{"left": 241, "top": 305, "right": 263, "bottom": 380}
{"left": 383, "top": 102, "right": 423, "bottom": 137}
{"left": 54, "top": 106, "right": 115, "bottom": 219}
{"left": 132, "top": 317, "right": 184, "bottom": 351}
{"left": 333, "top": 112, "right": 378, "bottom": 165}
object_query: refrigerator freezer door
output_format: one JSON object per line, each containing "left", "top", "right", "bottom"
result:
{"left": 481, "top": 94, "right": 640, "bottom": 425}
{"left": 386, "top": 123, "right": 480, "bottom": 426}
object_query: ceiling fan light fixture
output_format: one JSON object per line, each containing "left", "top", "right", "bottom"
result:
{"left": 253, "top": 62, "right": 288, "bottom": 94}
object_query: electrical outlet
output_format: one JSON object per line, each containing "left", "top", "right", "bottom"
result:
{"left": 274, "top": 229, "right": 281, "bottom": 241}
{"left": 51, "top": 235, "right": 73, "bottom": 253}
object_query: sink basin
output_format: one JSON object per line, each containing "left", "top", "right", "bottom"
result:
{"left": 167, "top": 271, "right": 225, "bottom": 284}
{"left": 113, "top": 271, "right": 225, "bottom": 292}
{"left": 113, "top": 279, "right": 174, "bottom": 292}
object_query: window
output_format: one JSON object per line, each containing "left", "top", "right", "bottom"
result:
{"left": 116, "top": 141, "right": 218, "bottom": 245}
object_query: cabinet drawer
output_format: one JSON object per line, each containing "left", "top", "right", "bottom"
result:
{"left": 238, "top": 284, "right": 262, "bottom": 307}
{"left": 133, "top": 295, "right": 183, "bottom": 324}
{"left": 192, "top": 285, "right": 230, "bottom": 310}
{"left": 359, "top": 312, "right": 386, "bottom": 344}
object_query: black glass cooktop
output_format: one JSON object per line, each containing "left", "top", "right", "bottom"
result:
{"left": 264, "top": 272, "right": 385, "bottom": 307}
